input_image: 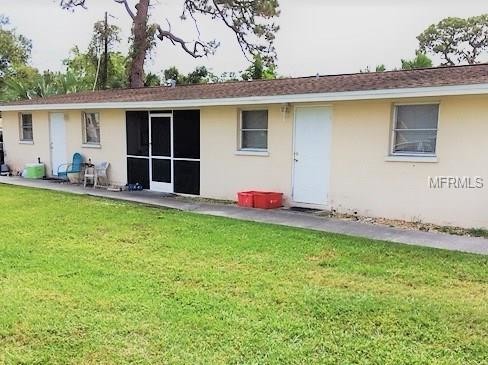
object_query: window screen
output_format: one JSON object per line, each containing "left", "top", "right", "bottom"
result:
{"left": 173, "top": 110, "right": 200, "bottom": 159}
{"left": 83, "top": 112, "right": 101, "bottom": 144}
{"left": 127, "top": 157, "right": 149, "bottom": 189}
{"left": 240, "top": 110, "right": 268, "bottom": 150}
{"left": 126, "top": 111, "right": 149, "bottom": 156}
{"left": 392, "top": 104, "right": 439, "bottom": 155}
{"left": 20, "top": 113, "right": 33, "bottom": 141}
{"left": 151, "top": 159, "right": 171, "bottom": 183}
{"left": 151, "top": 117, "right": 171, "bottom": 157}
{"left": 174, "top": 160, "right": 200, "bottom": 195}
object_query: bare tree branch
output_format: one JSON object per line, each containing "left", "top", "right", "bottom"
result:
{"left": 155, "top": 24, "right": 207, "bottom": 58}
{"left": 114, "top": 0, "right": 135, "bottom": 20}
{"left": 211, "top": 0, "right": 250, "bottom": 61}
{"left": 180, "top": 0, "right": 279, "bottom": 65}
{"left": 60, "top": 0, "right": 87, "bottom": 9}
{"left": 60, "top": 0, "right": 280, "bottom": 86}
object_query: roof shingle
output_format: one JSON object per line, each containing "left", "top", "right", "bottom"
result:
{"left": 2, "top": 63, "right": 488, "bottom": 107}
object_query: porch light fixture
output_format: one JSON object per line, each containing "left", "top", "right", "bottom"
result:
{"left": 280, "top": 103, "right": 291, "bottom": 114}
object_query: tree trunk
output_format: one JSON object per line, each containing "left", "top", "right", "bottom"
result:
{"left": 129, "top": 0, "right": 150, "bottom": 88}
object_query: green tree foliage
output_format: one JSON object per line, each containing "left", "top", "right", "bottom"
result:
{"left": 360, "top": 64, "right": 386, "bottom": 73}
{"left": 162, "top": 66, "right": 214, "bottom": 85}
{"left": 1, "top": 17, "right": 129, "bottom": 101}
{"left": 162, "top": 62, "right": 277, "bottom": 85}
{"left": 0, "top": 16, "right": 39, "bottom": 98}
{"left": 144, "top": 72, "right": 161, "bottom": 86}
{"left": 88, "top": 19, "right": 123, "bottom": 89}
{"left": 185, "top": 66, "right": 212, "bottom": 84}
{"left": 418, "top": 15, "right": 488, "bottom": 65}
{"left": 63, "top": 47, "right": 129, "bottom": 91}
{"left": 62, "top": 47, "right": 98, "bottom": 90}
{"left": 2, "top": 78, "right": 32, "bottom": 100}
{"left": 401, "top": 53, "right": 433, "bottom": 70}
{"left": 241, "top": 55, "right": 277, "bottom": 80}
{"left": 375, "top": 64, "right": 386, "bottom": 72}
{"left": 163, "top": 66, "right": 180, "bottom": 83}
{"left": 0, "top": 16, "right": 32, "bottom": 78}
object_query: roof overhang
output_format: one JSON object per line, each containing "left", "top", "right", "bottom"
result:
{"left": 1, "top": 83, "right": 488, "bottom": 111}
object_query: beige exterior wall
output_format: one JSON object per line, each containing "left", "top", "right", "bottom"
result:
{"left": 329, "top": 96, "right": 488, "bottom": 229}
{"left": 200, "top": 97, "right": 488, "bottom": 228}
{"left": 200, "top": 105, "right": 294, "bottom": 202}
{"left": 2, "top": 110, "right": 126, "bottom": 185}
{"left": 1, "top": 94, "right": 487, "bottom": 228}
{"left": 2, "top": 111, "right": 51, "bottom": 174}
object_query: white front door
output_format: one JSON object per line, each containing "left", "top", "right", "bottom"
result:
{"left": 292, "top": 106, "right": 332, "bottom": 206}
{"left": 49, "top": 113, "right": 67, "bottom": 176}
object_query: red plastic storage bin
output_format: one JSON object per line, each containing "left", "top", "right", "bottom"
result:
{"left": 237, "top": 191, "right": 257, "bottom": 207}
{"left": 253, "top": 192, "right": 283, "bottom": 209}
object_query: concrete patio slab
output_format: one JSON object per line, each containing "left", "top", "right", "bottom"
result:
{"left": 1, "top": 176, "right": 487, "bottom": 255}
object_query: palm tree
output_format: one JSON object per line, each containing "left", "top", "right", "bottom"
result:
{"left": 33, "top": 77, "right": 56, "bottom": 98}
{"left": 2, "top": 78, "right": 32, "bottom": 100}
{"left": 57, "top": 71, "right": 85, "bottom": 94}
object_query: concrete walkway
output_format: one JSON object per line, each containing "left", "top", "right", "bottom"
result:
{"left": 1, "top": 176, "right": 487, "bottom": 255}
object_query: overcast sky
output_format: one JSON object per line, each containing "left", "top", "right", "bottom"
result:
{"left": 2, "top": 0, "right": 488, "bottom": 77}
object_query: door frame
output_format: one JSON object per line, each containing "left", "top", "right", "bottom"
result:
{"left": 126, "top": 110, "right": 201, "bottom": 194}
{"left": 290, "top": 104, "right": 333, "bottom": 209}
{"left": 49, "top": 112, "right": 67, "bottom": 177}
{"left": 149, "top": 112, "right": 173, "bottom": 192}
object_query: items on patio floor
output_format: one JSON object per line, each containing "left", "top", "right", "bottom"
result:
{"left": 127, "top": 183, "right": 144, "bottom": 191}
{"left": 237, "top": 191, "right": 283, "bottom": 209}
{"left": 58, "top": 153, "right": 84, "bottom": 182}
{"left": 22, "top": 163, "right": 45, "bottom": 179}
{"left": 83, "top": 161, "right": 110, "bottom": 189}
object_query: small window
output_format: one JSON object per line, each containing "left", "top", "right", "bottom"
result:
{"left": 392, "top": 104, "right": 439, "bottom": 155}
{"left": 240, "top": 110, "right": 268, "bottom": 150}
{"left": 19, "top": 113, "right": 33, "bottom": 142}
{"left": 82, "top": 112, "right": 101, "bottom": 145}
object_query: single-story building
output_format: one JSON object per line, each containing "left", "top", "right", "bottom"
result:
{"left": 1, "top": 64, "right": 487, "bottom": 229}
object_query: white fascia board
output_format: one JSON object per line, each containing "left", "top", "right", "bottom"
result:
{"left": 1, "top": 83, "right": 488, "bottom": 111}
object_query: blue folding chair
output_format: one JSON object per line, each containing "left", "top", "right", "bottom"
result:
{"left": 57, "top": 153, "right": 84, "bottom": 181}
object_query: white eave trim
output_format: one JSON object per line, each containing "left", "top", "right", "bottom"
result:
{"left": 1, "top": 83, "right": 488, "bottom": 111}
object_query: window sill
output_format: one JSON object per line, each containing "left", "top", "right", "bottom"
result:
{"left": 82, "top": 144, "right": 101, "bottom": 149}
{"left": 385, "top": 155, "right": 438, "bottom": 163}
{"left": 235, "top": 150, "right": 269, "bottom": 157}
{"left": 19, "top": 140, "right": 34, "bottom": 145}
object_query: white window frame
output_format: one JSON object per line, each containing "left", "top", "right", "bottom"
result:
{"left": 238, "top": 109, "right": 269, "bottom": 152}
{"left": 390, "top": 102, "right": 439, "bottom": 157}
{"left": 82, "top": 111, "right": 101, "bottom": 146}
{"left": 19, "top": 112, "right": 34, "bottom": 143}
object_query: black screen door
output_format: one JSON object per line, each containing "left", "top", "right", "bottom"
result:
{"left": 127, "top": 111, "right": 200, "bottom": 195}
{"left": 150, "top": 115, "right": 173, "bottom": 192}
{"left": 173, "top": 110, "right": 200, "bottom": 195}
{"left": 126, "top": 111, "right": 150, "bottom": 189}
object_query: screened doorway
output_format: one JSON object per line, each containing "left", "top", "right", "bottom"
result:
{"left": 126, "top": 110, "right": 200, "bottom": 195}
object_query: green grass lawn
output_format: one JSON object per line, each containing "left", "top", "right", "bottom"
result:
{"left": 0, "top": 185, "right": 487, "bottom": 365}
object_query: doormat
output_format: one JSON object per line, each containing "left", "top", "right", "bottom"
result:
{"left": 45, "top": 178, "right": 66, "bottom": 184}
{"left": 288, "top": 206, "right": 322, "bottom": 213}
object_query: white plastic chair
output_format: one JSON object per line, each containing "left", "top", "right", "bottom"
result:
{"left": 83, "top": 162, "right": 110, "bottom": 188}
